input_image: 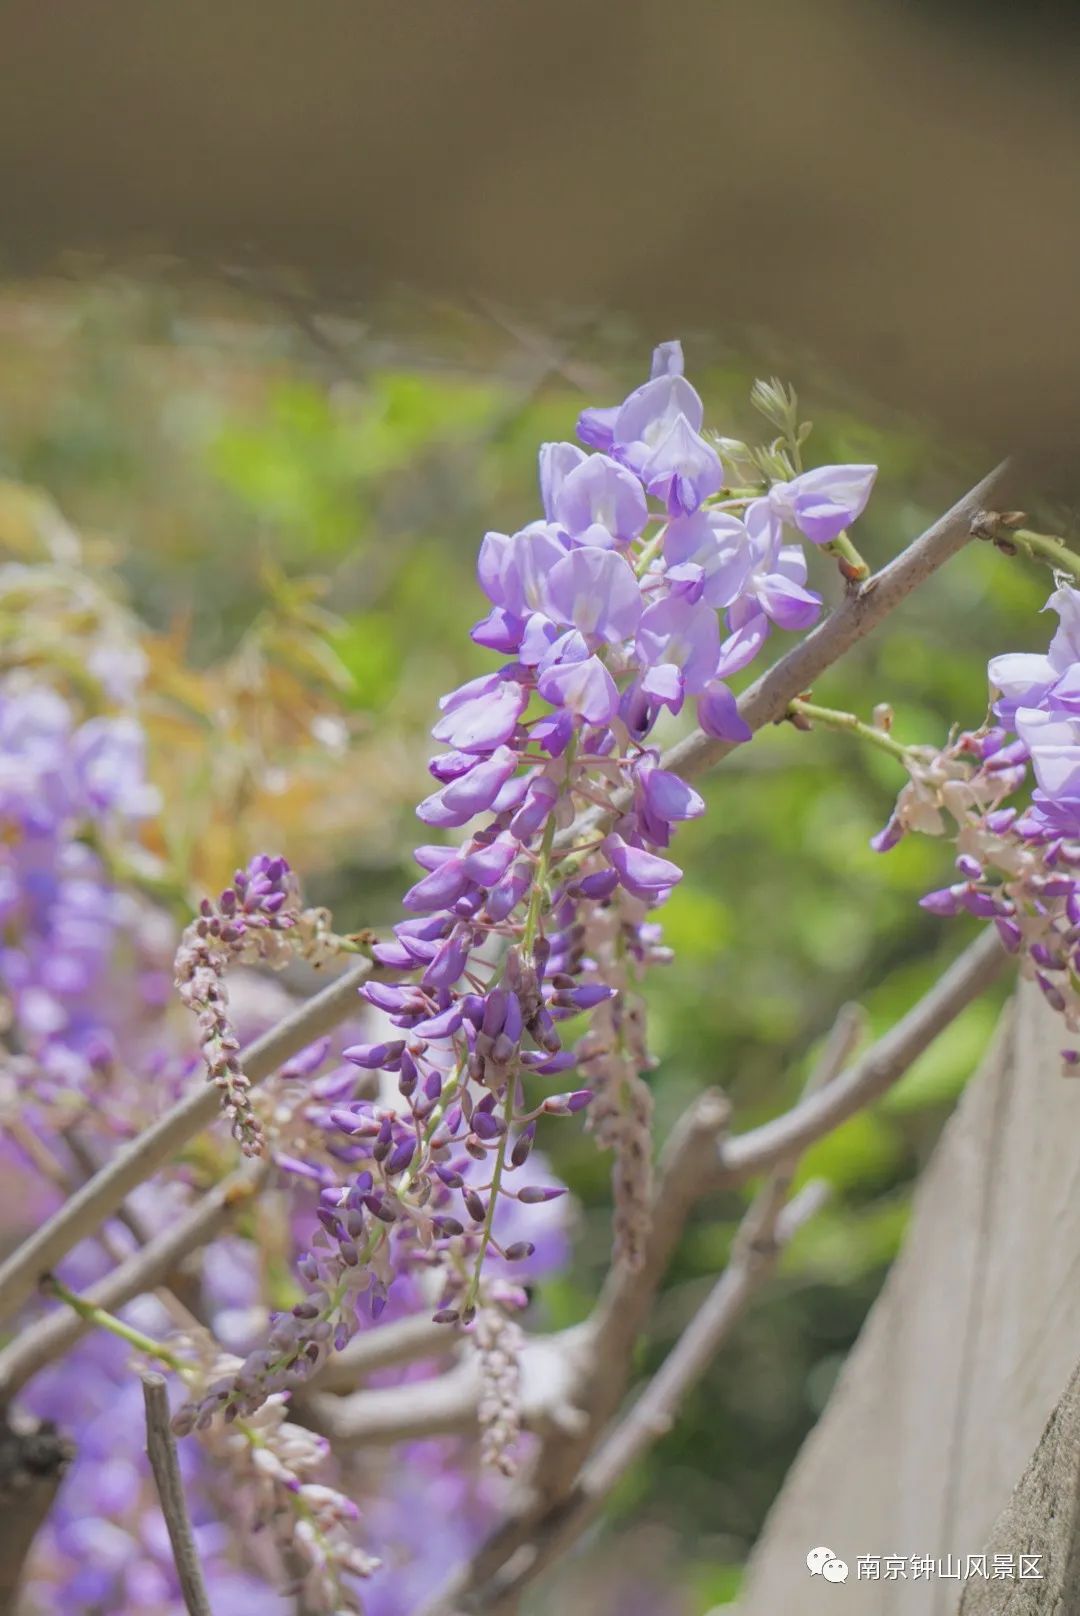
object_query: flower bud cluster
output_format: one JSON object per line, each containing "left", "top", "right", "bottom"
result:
{"left": 172, "top": 1335, "right": 378, "bottom": 1612}
{"left": 175, "top": 853, "right": 346, "bottom": 1154}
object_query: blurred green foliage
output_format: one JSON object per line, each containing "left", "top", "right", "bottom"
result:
{"left": 0, "top": 278, "right": 1046, "bottom": 1611}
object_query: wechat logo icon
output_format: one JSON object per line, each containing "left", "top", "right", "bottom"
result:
{"left": 807, "top": 1546, "right": 849, "bottom": 1583}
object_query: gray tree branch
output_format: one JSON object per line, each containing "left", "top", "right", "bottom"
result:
{"left": 0, "top": 958, "right": 375, "bottom": 1325}
{"left": 141, "top": 1372, "right": 213, "bottom": 1616}
{"left": 0, "top": 1164, "right": 265, "bottom": 1405}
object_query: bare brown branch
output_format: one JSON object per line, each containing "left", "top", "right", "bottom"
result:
{"left": 716, "top": 926, "right": 1007, "bottom": 1185}
{"left": 141, "top": 1372, "right": 213, "bottom": 1616}
{"left": 416, "top": 930, "right": 1008, "bottom": 1613}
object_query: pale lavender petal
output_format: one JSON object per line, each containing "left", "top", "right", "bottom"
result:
{"left": 517, "top": 612, "right": 562, "bottom": 667}
{"left": 576, "top": 405, "right": 618, "bottom": 451}
{"left": 553, "top": 454, "right": 648, "bottom": 546}
{"left": 715, "top": 608, "right": 770, "bottom": 676}
{"left": 641, "top": 414, "right": 724, "bottom": 515}
{"left": 643, "top": 768, "right": 705, "bottom": 822}
{"left": 603, "top": 833, "right": 683, "bottom": 899}
{"left": 471, "top": 606, "right": 525, "bottom": 653}
{"left": 636, "top": 594, "right": 721, "bottom": 694}
{"left": 770, "top": 464, "right": 877, "bottom": 545}
{"left": 639, "top": 662, "right": 685, "bottom": 712}
{"left": 1048, "top": 585, "right": 1080, "bottom": 669}
{"left": 538, "top": 441, "right": 587, "bottom": 520}
{"left": 756, "top": 573, "right": 823, "bottom": 630}
{"left": 614, "top": 374, "right": 704, "bottom": 458}
{"left": 431, "top": 680, "right": 528, "bottom": 753}
{"left": 402, "top": 859, "right": 470, "bottom": 913}
{"left": 987, "top": 650, "right": 1057, "bottom": 723}
{"left": 417, "top": 746, "right": 518, "bottom": 827}
{"left": 650, "top": 340, "right": 685, "bottom": 379}
{"left": 477, "top": 531, "right": 512, "bottom": 604}
{"left": 546, "top": 546, "right": 642, "bottom": 643}
{"left": 1047, "top": 663, "right": 1080, "bottom": 714}
{"left": 663, "top": 511, "right": 752, "bottom": 609}
{"left": 500, "top": 523, "right": 569, "bottom": 618}
{"left": 538, "top": 654, "right": 619, "bottom": 725}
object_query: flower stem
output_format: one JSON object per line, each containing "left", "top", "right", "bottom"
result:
{"left": 1007, "top": 528, "right": 1080, "bottom": 586}
{"left": 42, "top": 1274, "right": 190, "bottom": 1374}
{"left": 823, "top": 529, "right": 870, "bottom": 583}
{"left": 634, "top": 526, "right": 668, "bottom": 578}
{"left": 462, "top": 798, "right": 560, "bottom": 1316}
{"left": 523, "top": 812, "right": 558, "bottom": 957}
{"left": 786, "top": 698, "right": 913, "bottom": 764}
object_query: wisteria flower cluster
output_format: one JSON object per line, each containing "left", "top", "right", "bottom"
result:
{"left": 875, "top": 580, "right": 1080, "bottom": 1068}
{"left": 180, "top": 343, "right": 880, "bottom": 1459}
{"left": 0, "top": 683, "right": 163, "bottom": 1128}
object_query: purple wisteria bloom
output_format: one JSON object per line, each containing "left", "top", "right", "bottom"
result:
{"left": 877, "top": 580, "right": 1080, "bottom": 1067}
{"left": 186, "top": 341, "right": 845, "bottom": 1439}
{"left": 768, "top": 463, "right": 877, "bottom": 545}
{"left": 0, "top": 686, "right": 164, "bottom": 1113}
{"left": 548, "top": 450, "right": 649, "bottom": 548}
{"left": 988, "top": 584, "right": 1080, "bottom": 724}
{"left": 577, "top": 339, "right": 724, "bottom": 514}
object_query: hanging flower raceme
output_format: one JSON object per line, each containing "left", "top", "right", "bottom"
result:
{"left": 177, "top": 343, "right": 877, "bottom": 1447}
{"left": 175, "top": 855, "right": 354, "bottom": 1156}
{"left": 0, "top": 684, "right": 162, "bottom": 1128}
{"left": 874, "top": 582, "right": 1080, "bottom": 1069}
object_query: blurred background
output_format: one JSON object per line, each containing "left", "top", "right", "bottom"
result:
{"left": 2, "top": 0, "right": 1075, "bottom": 1607}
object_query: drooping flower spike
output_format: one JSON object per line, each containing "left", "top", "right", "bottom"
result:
{"left": 177, "top": 342, "right": 877, "bottom": 1447}
{"left": 875, "top": 581, "right": 1080, "bottom": 1072}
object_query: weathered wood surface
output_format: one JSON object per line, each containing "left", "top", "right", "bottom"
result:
{"left": 957, "top": 1359, "right": 1080, "bottom": 1615}
{"left": 738, "top": 981, "right": 1080, "bottom": 1615}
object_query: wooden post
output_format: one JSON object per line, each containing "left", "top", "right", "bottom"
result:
{"left": 737, "top": 982, "right": 1080, "bottom": 1614}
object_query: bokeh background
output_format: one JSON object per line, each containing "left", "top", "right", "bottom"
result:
{"left": 0, "top": 271, "right": 1051, "bottom": 1609}
{"left": 4, "top": 0, "right": 1075, "bottom": 1601}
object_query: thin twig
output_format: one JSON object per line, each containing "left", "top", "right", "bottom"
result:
{"left": 431, "top": 1183, "right": 829, "bottom": 1616}
{"left": 313, "top": 1312, "right": 462, "bottom": 1393}
{"left": 0, "top": 1164, "right": 265, "bottom": 1403}
{"left": 0, "top": 959, "right": 373, "bottom": 1325}
{"left": 304, "top": 1327, "right": 591, "bottom": 1448}
{"left": 715, "top": 926, "right": 1006, "bottom": 1185}
{"left": 141, "top": 1372, "right": 213, "bottom": 1616}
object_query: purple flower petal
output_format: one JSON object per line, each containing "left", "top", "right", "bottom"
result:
{"left": 636, "top": 594, "right": 721, "bottom": 695}
{"left": 546, "top": 546, "right": 643, "bottom": 644}
{"left": 431, "top": 680, "right": 528, "bottom": 754}
{"left": 641, "top": 413, "right": 724, "bottom": 516}
{"left": 603, "top": 833, "right": 683, "bottom": 899}
{"left": 538, "top": 441, "right": 587, "bottom": 519}
{"left": 538, "top": 653, "right": 619, "bottom": 726}
{"left": 553, "top": 453, "right": 648, "bottom": 547}
{"left": 697, "top": 679, "right": 752, "bottom": 742}
{"left": 769, "top": 464, "right": 877, "bottom": 545}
